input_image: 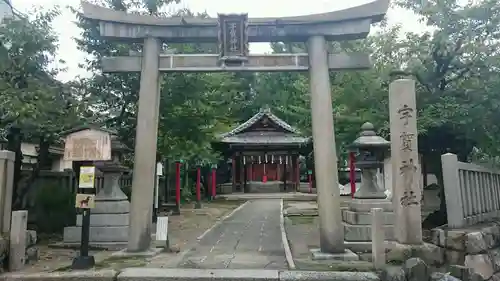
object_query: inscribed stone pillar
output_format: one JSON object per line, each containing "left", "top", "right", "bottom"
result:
{"left": 0, "top": 150, "right": 14, "bottom": 234}
{"left": 128, "top": 36, "right": 161, "bottom": 252}
{"left": 307, "top": 35, "right": 344, "bottom": 253}
{"left": 9, "top": 210, "right": 27, "bottom": 271}
{"left": 371, "top": 208, "right": 385, "bottom": 269}
{"left": 389, "top": 79, "right": 423, "bottom": 245}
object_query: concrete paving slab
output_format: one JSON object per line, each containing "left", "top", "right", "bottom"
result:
{"left": 118, "top": 268, "right": 279, "bottom": 281}
{"left": 0, "top": 269, "right": 117, "bottom": 281}
{"left": 279, "top": 270, "right": 380, "bottom": 281}
{"left": 177, "top": 199, "right": 287, "bottom": 269}
{"left": 310, "top": 248, "right": 359, "bottom": 261}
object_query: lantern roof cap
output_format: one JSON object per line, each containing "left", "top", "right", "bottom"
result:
{"left": 350, "top": 122, "right": 390, "bottom": 149}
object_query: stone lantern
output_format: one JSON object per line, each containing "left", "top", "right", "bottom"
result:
{"left": 95, "top": 135, "right": 130, "bottom": 200}
{"left": 349, "top": 122, "right": 390, "bottom": 199}
{"left": 62, "top": 126, "right": 132, "bottom": 248}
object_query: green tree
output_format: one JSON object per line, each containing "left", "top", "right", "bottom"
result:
{"left": 0, "top": 8, "right": 88, "bottom": 209}
{"left": 72, "top": 0, "right": 255, "bottom": 197}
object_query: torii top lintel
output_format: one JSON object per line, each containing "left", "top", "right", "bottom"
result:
{"left": 80, "top": 0, "right": 389, "bottom": 43}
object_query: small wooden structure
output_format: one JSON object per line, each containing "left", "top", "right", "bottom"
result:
{"left": 213, "top": 107, "right": 312, "bottom": 193}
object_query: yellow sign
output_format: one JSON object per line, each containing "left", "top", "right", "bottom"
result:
{"left": 79, "top": 166, "right": 96, "bottom": 189}
{"left": 75, "top": 194, "right": 95, "bottom": 209}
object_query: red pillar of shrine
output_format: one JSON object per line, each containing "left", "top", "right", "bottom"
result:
{"left": 211, "top": 165, "right": 217, "bottom": 200}
{"left": 262, "top": 154, "right": 268, "bottom": 183}
{"left": 249, "top": 162, "right": 253, "bottom": 182}
{"left": 195, "top": 166, "right": 201, "bottom": 209}
{"left": 277, "top": 161, "right": 281, "bottom": 182}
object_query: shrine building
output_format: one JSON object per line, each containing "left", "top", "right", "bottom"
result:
{"left": 213, "top": 107, "right": 312, "bottom": 193}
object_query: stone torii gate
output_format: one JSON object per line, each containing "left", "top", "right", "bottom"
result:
{"left": 80, "top": 0, "right": 389, "bottom": 255}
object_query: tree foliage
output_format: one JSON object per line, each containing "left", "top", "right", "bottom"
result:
{"left": 3, "top": 0, "right": 500, "bottom": 204}
{"left": 0, "top": 8, "right": 85, "bottom": 139}
{"left": 0, "top": 8, "right": 90, "bottom": 209}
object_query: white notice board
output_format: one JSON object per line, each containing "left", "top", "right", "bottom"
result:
{"left": 156, "top": 216, "right": 168, "bottom": 241}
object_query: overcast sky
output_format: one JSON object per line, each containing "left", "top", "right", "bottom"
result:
{"left": 12, "top": 0, "right": 425, "bottom": 82}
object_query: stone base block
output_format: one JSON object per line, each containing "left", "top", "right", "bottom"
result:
{"left": 310, "top": 248, "right": 359, "bottom": 261}
{"left": 342, "top": 210, "right": 395, "bottom": 225}
{"left": 248, "top": 181, "right": 282, "bottom": 193}
{"left": 112, "top": 247, "right": 163, "bottom": 258}
{"left": 93, "top": 200, "right": 130, "bottom": 214}
{"left": 386, "top": 242, "right": 446, "bottom": 266}
{"left": 76, "top": 213, "right": 129, "bottom": 227}
{"left": 63, "top": 226, "right": 129, "bottom": 243}
{"left": 348, "top": 199, "right": 393, "bottom": 212}
{"left": 217, "top": 183, "right": 233, "bottom": 194}
{"left": 344, "top": 223, "right": 394, "bottom": 242}
{"left": 49, "top": 241, "right": 127, "bottom": 250}
{"left": 345, "top": 240, "right": 398, "bottom": 253}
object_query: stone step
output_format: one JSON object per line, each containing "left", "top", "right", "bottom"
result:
{"left": 342, "top": 210, "right": 394, "bottom": 225}
{"left": 343, "top": 223, "right": 394, "bottom": 242}
{"left": 63, "top": 226, "right": 129, "bottom": 243}
{"left": 76, "top": 213, "right": 129, "bottom": 227}
{"left": 347, "top": 199, "right": 393, "bottom": 212}
{"left": 93, "top": 200, "right": 130, "bottom": 214}
{"left": 344, "top": 240, "right": 398, "bottom": 253}
{"left": 52, "top": 241, "right": 128, "bottom": 251}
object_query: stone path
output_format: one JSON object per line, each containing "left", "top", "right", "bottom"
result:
{"left": 178, "top": 199, "right": 287, "bottom": 269}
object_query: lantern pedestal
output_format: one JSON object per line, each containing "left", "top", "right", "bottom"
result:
{"left": 309, "top": 248, "right": 359, "bottom": 261}
{"left": 63, "top": 164, "right": 130, "bottom": 249}
{"left": 353, "top": 168, "right": 386, "bottom": 199}
{"left": 343, "top": 199, "right": 395, "bottom": 252}
{"left": 342, "top": 122, "right": 394, "bottom": 252}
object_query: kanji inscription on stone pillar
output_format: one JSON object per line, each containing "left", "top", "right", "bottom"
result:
{"left": 389, "top": 78, "right": 423, "bottom": 245}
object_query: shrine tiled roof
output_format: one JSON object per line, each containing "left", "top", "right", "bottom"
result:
{"left": 220, "top": 106, "right": 301, "bottom": 138}
{"left": 217, "top": 107, "right": 310, "bottom": 145}
{"left": 220, "top": 132, "right": 310, "bottom": 145}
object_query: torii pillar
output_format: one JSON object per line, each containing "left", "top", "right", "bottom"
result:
{"left": 127, "top": 37, "right": 161, "bottom": 253}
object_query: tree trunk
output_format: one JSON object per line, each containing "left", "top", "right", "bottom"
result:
{"left": 12, "top": 136, "right": 51, "bottom": 210}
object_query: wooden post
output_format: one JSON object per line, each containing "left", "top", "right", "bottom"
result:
{"left": 240, "top": 156, "right": 245, "bottom": 186}
{"left": 195, "top": 166, "right": 201, "bottom": 209}
{"left": 249, "top": 160, "right": 254, "bottom": 182}
{"left": 211, "top": 164, "right": 217, "bottom": 200}
{"left": 296, "top": 155, "right": 300, "bottom": 191}
{"left": 232, "top": 154, "right": 236, "bottom": 191}
{"left": 243, "top": 162, "right": 248, "bottom": 192}
{"left": 263, "top": 153, "right": 267, "bottom": 183}
{"left": 291, "top": 155, "right": 297, "bottom": 191}
{"left": 284, "top": 155, "right": 288, "bottom": 191}
{"left": 174, "top": 161, "right": 181, "bottom": 215}
{"left": 277, "top": 158, "right": 281, "bottom": 184}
